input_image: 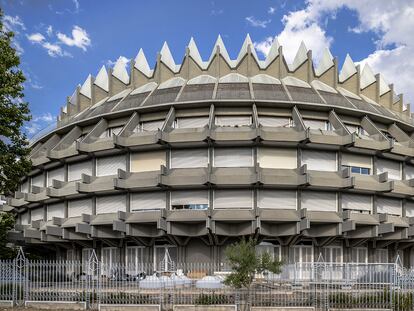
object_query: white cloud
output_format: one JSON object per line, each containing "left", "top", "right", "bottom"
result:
{"left": 57, "top": 25, "right": 91, "bottom": 51}
{"left": 25, "top": 113, "right": 55, "bottom": 135}
{"left": 43, "top": 42, "right": 72, "bottom": 57}
{"left": 268, "top": 7, "right": 276, "bottom": 14}
{"left": 46, "top": 25, "right": 53, "bottom": 37}
{"left": 27, "top": 33, "right": 45, "bottom": 43}
{"left": 253, "top": 36, "right": 275, "bottom": 56}
{"left": 27, "top": 32, "right": 72, "bottom": 58}
{"left": 3, "top": 15, "right": 26, "bottom": 33}
{"left": 245, "top": 16, "right": 271, "bottom": 28}
{"left": 23, "top": 70, "right": 43, "bottom": 90}
{"left": 73, "top": 0, "right": 80, "bottom": 12}
{"left": 106, "top": 55, "right": 130, "bottom": 67}
{"left": 3, "top": 15, "right": 26, "bottom": 55}
{"left": 13, "top": 41, "right": 24, "bottom": 55}
{"left": 252, "top": 0, "right": 414, "bottom": 106}
{"left": 253, "top": 5, "right": 332, "bottom": 63}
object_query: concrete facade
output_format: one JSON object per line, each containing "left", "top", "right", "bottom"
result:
{"left": 4, "top": 36, "right": 414, "bottom": 268}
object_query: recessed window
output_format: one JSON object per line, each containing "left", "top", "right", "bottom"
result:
{"left": 170, "top": 190, "right": 209, "bottom": 210}
{"left": 342, "top": 165, "right": 370, "bottom": 175}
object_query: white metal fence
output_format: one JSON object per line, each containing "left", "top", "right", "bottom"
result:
{"left": 1, "top": 249, "right": 413, "bottom": 310}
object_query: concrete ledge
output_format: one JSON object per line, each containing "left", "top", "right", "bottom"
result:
{"left": 0, "top": 301, "right": 13, "bottom": 308}
{"left": 25, "top": 301, "right": 87, "bottom": 310}
{"left": 252, "top": 308, "right": 315, "bottom": 311}
{"left": 99, "top": 304, "right": 160, "bottom": 311}
{"left": 174, "top": 305, "right": 237, "bottom": 311}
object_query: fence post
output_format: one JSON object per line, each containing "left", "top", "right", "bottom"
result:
{"left": 13, "top": 247, "right": 27, "bottom": 306}
{"left": 86, "top": 249, "right": 100, "bottom": 310}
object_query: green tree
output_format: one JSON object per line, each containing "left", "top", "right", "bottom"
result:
{"left": 0, "top": 9, "right": 31, "bottom": 196}
{"left": 0, "top": 212, "right": 16, "bottom": 259}
{"left": 224, "top": 237, "right": 282, "bottom": 310}
{"left": 0, "top": 9, "right": 31, "bottom": 258}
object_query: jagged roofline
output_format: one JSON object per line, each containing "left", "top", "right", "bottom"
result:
{"left": 62, "top": 34, "right": 408, "bottom": 119}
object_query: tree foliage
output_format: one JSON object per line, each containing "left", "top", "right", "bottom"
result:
{"left": 0, "top": 9, "right": 31, "bottom": 196}
{"left": 224, "top": 237, "right": 282, "bottom": 289}
{"left": 0, "top": 212, "right": 16, "bottom": 259}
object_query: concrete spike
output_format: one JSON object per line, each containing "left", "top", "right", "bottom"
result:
{"left": 112, "top": 57, "right": 130, "bottom": 85}
{"left": 339, "top": 54, "right": 357, "bottom": 82}
{"left": 237, "top": 34, "right": 259, "bottom": 63}
{"left": 79, "top": 74, "right": 92, "bottom": 98}
{"left": 69, "top": 86, "right": 79, "bottom": 106}
{"left": 379, "top": 74, "right": 391, "bottom": 96}
{"left": 134, "top": 48, "right": 152, "bottom": 77}
{"left": 95, "top": 65, "right": 109, "bottom": 92}
{"left": 160, "top": 41, "right": 179, "bottom": 73}
{"left": 315, "top": 47, "right": 334, "bottom": 76}
{"left": 209, "top": 34, "right": 231, "bottom": 64}
{"left": 290, "top": 41, "right": 308, "bottom": 71}
{"left": 360, "top": 64, "right": 376, "bottom": 89}
{"left": 264, "top": 37, "right": 280, "bottom": 67}
{"left": 188, "top": 37, "right": 208, "bottom": 69}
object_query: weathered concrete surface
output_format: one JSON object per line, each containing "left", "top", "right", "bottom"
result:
{"left": 173, "top": 305, "right": 237, "bottom": 311}
{"left": 25, "top": 301, "right": 87, "bottom": 310}
{"left": 0, "top": 300, "right": 13, "bottom": 307}
{"left": 99, "top": 304, "right": 160, "bottom": 311}
{"left": 252, "top": 308, "right": 315, "bottom": 311}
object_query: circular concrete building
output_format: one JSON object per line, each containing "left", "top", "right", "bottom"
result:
{"left": 5, "top": 35, "right": 414, "bottom": 269}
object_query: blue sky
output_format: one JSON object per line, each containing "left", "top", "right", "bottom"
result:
{"left": 2, "top": 0, "right": 414, "bottom": 136}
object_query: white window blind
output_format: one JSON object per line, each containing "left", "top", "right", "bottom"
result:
{"left": 96, "top": 155, "right": 126, "bottom": 177}
{"left": 140, "top": 120, "right": 164, "bottom": 132}
{"left": 258, "top": 148, "right": 297, "bottom": 169}
{"left": 126, "top": 246, "right": 144, "bottom": 269}
{"left": 96, "top": 195, "right": 127, "bottom": 214}
{"left": 377, "top": 197, "right": 402, "bottom": 216}
{"left": 215, "top": 116, "right": 251, "bottom": 127}
{"left": 31, "top": 207, "right": 44, "bottom": 221}
{"left": 68, "top": 198, "right": 93, "bottom": 217}
{"left": 130, "top": 151, "right": 166, "bottom": 173}
{"left": 20, "top": 212, "right": 29, "bottom": 225}
{"left": 289, "top": 245, "right": 314, "bottom": 264}
{"left": 303, "top": 119, "right": 327, "bottom": 130}
{"left": 47, "top": 202, "right": 65, "bottom": 220}
{"left": 352, "top": 247, "right": 368, "bottom": 263}
{"left": 259, "top": 116, "right": 291, "bottom": 127}
{"left": 256, "top": 243, "right": 281, "bottom": 260}
{"left": 170, "top": 190, "right": 209, "bottom": 206}
{"left": 21, "top": 180, "right": 29, "bottom": 193}
{"left": 322, "top": 246, "right": 343, "bottom": 263}
{"left": 342, "top": 153, "right": 372, "bottom": 169}
{"left": 405, "top": 165, "right": 414, "bottom": 180}
{"left": 374, "top": 249, "right": 388, "bottom": 263}
{"left": 68, "top": 161, "right": 93, "bottom": 181}
{"left": 131, "top": 192, "right": 166, "bottom": 211}
{"left": 258, "top": 190, "right": 297, "bottom": 210}
{"left": 101, "top": 247, "right": 121, "bottom": 276}
{"left": 341, "top": 193, "right": 372, "bottom": 212}
{"left": 377, "top": 158, "right": 401, "bottom": 180}
{"left": 302, "top": 150, "right": 337, "bottom": 171}
{"left": 301, "top": 191, "right": 337, "bottom": 212}
{"left": 31, "top": 174, "right": 44, "bottom": 188}
{"left": 47, "top": 167, "right": 65, "bottom": 187}
{"left": 406, "top": 201, "right": 414, "bottom": 217}
{"left": 176, "top": 117, "right": 209, "bottom": 128}
{"left": 170, "top": 149, "right": 208, "bottom": 168}
{"left": 214, "top": 148, "right": 253, "bottom": 167}
{"left": 213, "top": 190, "right": 253, "bottom": 209}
